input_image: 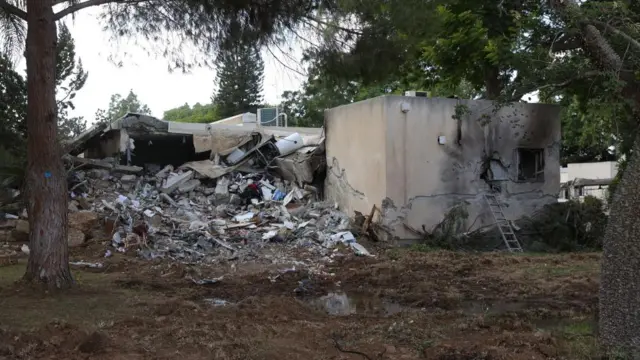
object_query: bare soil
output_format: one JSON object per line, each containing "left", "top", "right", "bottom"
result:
{"left": 0, "top": 242, "right": 601, "bottom": 359}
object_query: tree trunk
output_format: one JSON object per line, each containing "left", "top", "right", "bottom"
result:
{"left": 22, "top": 0, "right": 74, "bottom": 289}
{"left": 483, "top": 66, "right": 502, "bottom": 100}
{"left": 600, "top": 132, "right": 640, "bottom": 356}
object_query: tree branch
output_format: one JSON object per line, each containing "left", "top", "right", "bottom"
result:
{"left": 53, "top": 0, "right": 149, "bottom": 21}
{"left": 509, "top": 70, "right": 601, "bottom": 101}
{"left": 593, "top": 20, "right": 640, "bottom": 54}
{"left": 550, "top": 37, "right": 582, "bottom": 52}
{"left": 0, "top": 0, "right": 27, "bottom": 21}
{"left": 304, "top": 15, "right": 363, "bottom": 36}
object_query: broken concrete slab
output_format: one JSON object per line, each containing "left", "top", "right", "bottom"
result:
{"left": 64, "top": 155, "right": 143, "bottom": 175}
{"left": 178, "top": 179, "right": 201, "bottom": 193}
{"left": 214, "top": 176, "right": 231, "bottom": 203}
{"left": 161, "top": 171, "right": 194, "bottom": 194}
{"left": 121, "top": 174, "right": 137, "bottom": 183}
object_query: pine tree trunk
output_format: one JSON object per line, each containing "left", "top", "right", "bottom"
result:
{"left": 600, "top": 132, "right": 640, "bottom": 356}
{"left": 22, "top": 0, "right": 74, "bottom": 289}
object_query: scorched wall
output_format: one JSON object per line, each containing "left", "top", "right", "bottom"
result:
{"left": 324, "top": 96, "right": 562, "bottom": 240}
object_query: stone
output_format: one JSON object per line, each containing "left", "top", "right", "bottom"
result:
{"left": 203, "top": 187, "right": 216, "bottom": 195}
{"left": 69, "top": 210, "right": 99, "bottom": 234}
{"left": 68, "top": 200, "right": 80, "bottom": 212}
{"left": 178, "top": 179, "right": 201, "bottom": 193}
{"left": 15, "top": 219, "right": 29, "bottom": 234}
{"left": 161, "top": 171, "right": 193, "bottom": 194}
{"left": 121, "top": 174, "right": 137, "bottom": 183}
{"left": 0, "top": 219, "right": 17, "bottom": 230}
{"left": 77, "top": 197, "right": 92, "bottom": 210}
{"left": 68, "top": 227, "right": 86, "bottom": 247}
{"left": 86, "top": 169, "right": 110, "bottom": 179}
{"left": 0, "top": 230, "right": 13, "bottom": 242}
{"left": 155, "top": 165, "right": 174, "bottom": 179}
{"left": 214, "top": 176, "right": 230, "bottom": 203}
{"left": 229, "top": 194, "right": 242, "bottom": 205}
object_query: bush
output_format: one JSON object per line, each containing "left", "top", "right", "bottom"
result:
{"left": 418, "top": 204, "right": 470, "bottom": 250}
{"left": 518, "top": 196, "right": 607, "bottom": 252}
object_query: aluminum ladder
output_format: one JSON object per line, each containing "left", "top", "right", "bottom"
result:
{"left": 483, "top": 194, "right": 523, "bottom": 252}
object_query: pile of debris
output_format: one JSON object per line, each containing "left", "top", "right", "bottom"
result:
{"left": 86, "top": 162, "right": 370, "bottom": 261}
{"left": 2, "top": 117, "right": 374, "bottom": 265}
{"left": 1, "top": 152, "right": 371, "bottom": 268}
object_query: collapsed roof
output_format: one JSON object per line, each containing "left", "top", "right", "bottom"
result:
{"left": 64, "top": 113, "right": 326, "bottom": 188}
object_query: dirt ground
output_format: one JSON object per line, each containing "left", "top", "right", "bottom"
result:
{"left": 0, "top": 241, "right": 601, "bottom": 360}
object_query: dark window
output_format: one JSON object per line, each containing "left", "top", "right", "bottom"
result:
{"left": 516, "top": 148, "right": 545, "bottom": 181}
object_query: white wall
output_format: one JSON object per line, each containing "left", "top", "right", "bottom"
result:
{"left": 560, "top": 161, "right": 618, "bottom": 182}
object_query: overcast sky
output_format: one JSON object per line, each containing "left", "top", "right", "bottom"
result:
{"left": 60, "top": 8, "right": 306, "bottom": 124}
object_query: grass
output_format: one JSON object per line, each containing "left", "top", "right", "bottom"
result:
{"left": 553, "top": 320, "right": 599, "bottom": 359}
{"left": 0, "top": 262, "right": 152, "bottom": 330}
{"left": 522, "top": 262, "right": 599, "bottom": 278}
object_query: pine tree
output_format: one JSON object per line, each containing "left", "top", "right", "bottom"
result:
{"left": 213, "top": 43, "right": 264, "bottom": 119}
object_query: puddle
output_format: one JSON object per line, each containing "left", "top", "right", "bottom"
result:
{"left": 311, "top": 292, "right": 405, "bottom": 317}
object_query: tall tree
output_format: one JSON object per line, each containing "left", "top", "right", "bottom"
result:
{"left": 95, "top": 90, "right": 152, "bottom": 124}
{"left": 0, "top": 0, "right": 324, "bottom": 290}
{"left": 213, "top": 42, "right": 264, "bottom": 119}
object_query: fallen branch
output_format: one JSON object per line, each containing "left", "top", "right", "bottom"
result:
{"left": 331, "top": 335, "right": 374, "bottom": 360}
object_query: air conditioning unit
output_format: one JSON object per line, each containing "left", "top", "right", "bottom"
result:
{"left": 257, "top": 107, "right": 279, "bottom": 127}
{"left": 404, "top": 90, "right": 429, "bottom": 97}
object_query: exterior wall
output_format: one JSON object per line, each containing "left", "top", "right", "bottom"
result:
{"left": 564, "top": 161, "right": 618, "bottom": 181}
{"left": 559, "top": 161, "right": 618, "bottom": 203}
{"left": 84, "top": 130, "right": 121, "bottom": 159}
{"left": 324, "top": 97, "right": 388, "bottom": 219}
{"left": 324, "top": 95, "right": 562, "bottom": 240}
{"left": 560, "top": 167, "right": 569, "bottom": 183}
{"left": 210, "top": 113, "right": 256, "bottom": 126}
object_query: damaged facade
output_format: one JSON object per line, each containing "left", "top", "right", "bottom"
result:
{"left": 324, "top": 96, "right": 561, "bottom": 240}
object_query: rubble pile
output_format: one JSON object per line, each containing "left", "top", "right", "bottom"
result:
{"left": 1, "top": 125, "right": 373, "bottom": 266}
{"left": 76, "top": 162, "right": 371, "bottom": 264}
{"left": 1, "top": 163, "right": 371, "bottom": 267}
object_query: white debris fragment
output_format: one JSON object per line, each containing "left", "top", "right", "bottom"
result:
{"left": 233, "top": 212, "right": 254, "bottom": 223}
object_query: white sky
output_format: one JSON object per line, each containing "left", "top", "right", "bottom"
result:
{"left": 61, "top": 8, "right": 306, "bottom": 124}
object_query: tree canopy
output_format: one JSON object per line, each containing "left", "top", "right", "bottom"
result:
{"left": 163, "top": 102, "right": 219, "bottom": 123}
{"left": 95, "top": 90, "right": 151, "bottom": 124}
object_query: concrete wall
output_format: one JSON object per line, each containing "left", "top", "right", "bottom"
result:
{"left": 324, "top": 97, "right": 388, "bottom": 219}
{"left": 84, "top": 130, "right": 121, "bottom": 159}
{"left": 564, "top": 161, "right": 618, "bottom": 181}
{"left": 324, "top": 96, "right": 562, "bottom": 240}
{"left": 382, "top": 97, "right": 561, "bottom": 238}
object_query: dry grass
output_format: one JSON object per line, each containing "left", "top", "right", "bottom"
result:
{"left": 0, "top": 249, "right": 602, "bottom": 359}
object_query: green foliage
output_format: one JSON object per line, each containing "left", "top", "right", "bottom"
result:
{"left": 0, "top": 22, "right": 86, "bottom": 144}
{"left": 97, "top": 0, "right": 325, "bottom": 72}
{"left": 56, "top": 23, "right": 88, "bottom": 140}
{"left": 0, "top": 53, "right": 26, "bottom": 148}
{"left": 279, "top": 61, "right": 399, "bottom": 127}
{"left": 520, "top": 197, "right": 607, "bottom": 252}
{"left": 212, "top": 42, "right": 264, "bottom": 119}
{"left": 163, "top": 102, "right": 219, "bottom": 123}
{"left": 419, "top": 204, "right": 470, "bottom": 250}
{"left": 95, "top": 90, "right": 152, "bottom": 124}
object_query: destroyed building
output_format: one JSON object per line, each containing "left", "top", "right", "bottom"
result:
{"left": 66, "top": 113, "right": 325, "bottom": 188}
{"left": 1, "top": 96, "right": 563, "bottom": 261}
{"left": 324, "top": 96, "right": 562, "bottom": 240}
